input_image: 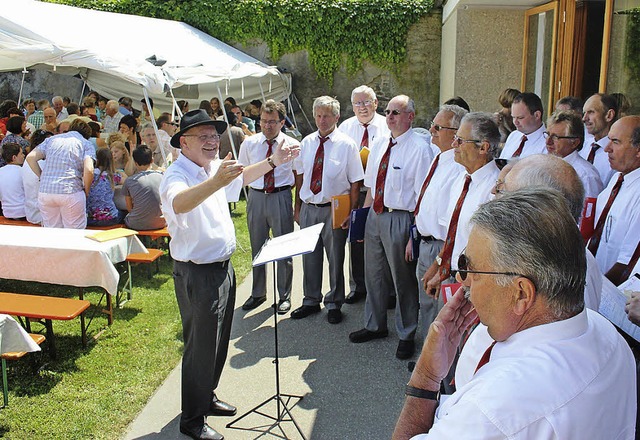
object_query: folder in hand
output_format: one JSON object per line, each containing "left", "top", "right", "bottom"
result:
{"left": 579, "top": 197, "right": 597, "bottom": 243}
{"left": 348, "top": 207, "right": 370, "bottom": 242}
{"left": 331, "top": 194, "right": 351, "bottom": 229}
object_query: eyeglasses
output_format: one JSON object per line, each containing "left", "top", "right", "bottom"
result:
{"left": 457, "top": 253, "right": 533, "bottom": 286}
{"left": 430, "top": 121, "right": 457, "bottom": 131}
{"left": 542, "top": 132, "right": 579, "bottom": 142}
{"left": 260, "top": 119, "right": 281, "bottom": 126}
{"left": 453, "top": 135, "right": 481, "bottom": 146}
{"left": 183, "top": 134, "right": 220, "bottom": 143}
{"left": 384, "top": 109, "right": 404, "bottom": 116}
{"left": 352, "top": 100, "right": 373, "bottom": 107}
{"left": 493, "top": 179, "right": 506, "bottom": 195}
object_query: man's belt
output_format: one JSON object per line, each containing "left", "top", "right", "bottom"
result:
{"left": 381, "top": 207, "right": 410, "bottom": 213}
{"left": 306, "top": 201, "right": 331, "bottom": 208}
{"left": 250, "top": 185, "right": 291, "bottom": 194}
{"left": 421, "top": 235, "right": 437, "bottom": 242}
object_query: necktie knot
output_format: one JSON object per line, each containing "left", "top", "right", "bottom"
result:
{"left": 319, "top": 135, "right": 328, "bottom": 145}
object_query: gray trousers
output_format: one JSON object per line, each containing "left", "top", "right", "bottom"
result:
{"left": 247, "top": 188, "right": 294, "bottom": 300}
{"left": 416, "top": 239, "right": 445, "bottom": 342}
{"left": 364, "top": 209, "right": 419, "bottom": 340}
{"left": 173, "top": 259, "right": 236, "bottom": 429}
{"left": 348, "top": 190, "right": 367, "bottom": 294}
{"left": 300, "top": 202, "right": 348, "bottom": 310}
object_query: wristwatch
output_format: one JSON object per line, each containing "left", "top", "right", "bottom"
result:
{"left": 435, "top": 255, "right": 442, "bottom": 266}
{"left": 405, "top": 384, "right": 440, "bottom": 401}
{"left": 267, "top": 156, "right": 276, "bottom": 169}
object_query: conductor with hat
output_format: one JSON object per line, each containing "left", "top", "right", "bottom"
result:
{"left": 160, "top": 109, "right": 299, "bottom": 440}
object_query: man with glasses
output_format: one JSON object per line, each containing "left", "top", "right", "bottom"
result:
{"left": 291, "top": 96, "right": 364, "bottom": 324}
{"left": 238, "top": 100, "right": 298, "bottom": 314}
{"left": 338, "top": 85, "right": 390, "bottom": 305}
{"left": 499, "top": 92, "right": 546, "bottom": 159}
{"left": 349, "top": 95, "right": 434, "bottom": 360}
{"left": 160, "top": 109, "right": 299, "bottom": 440}
{"left": 544, "top": 110, "right": 603, "bottom": 198}
{"left": 393, "top": 188, "right": 636, "bottom": 440}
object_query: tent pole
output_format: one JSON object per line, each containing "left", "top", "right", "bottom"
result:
{"left": 79, "top": 82, "right": 86, "bottom": 103}
{"left": 18, "top": 67, "right": 28, "bottom": 106}
{"left": 142, "top": 87, "right": 169, "bottom": 167}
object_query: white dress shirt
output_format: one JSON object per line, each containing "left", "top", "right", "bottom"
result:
{"left": 592, "top": 167, "right": 640, "bottom": 273}
{"left": 160, "top": 154, "right": 242, "bottom": 264}
{"left": 294, "top": 129, "right": 364, "bottom": 204}
{"left": 0, "top": 164, "right": 26, "bottom": 218}
{"left": 415, "top": 149, "right": 465, "bottom": 240}
{"left": 499, "top": 124, "right": 547, "bottom": 159}
{"left": 364, "top": 129, "right": 433, "bottom": 211}
{"left": 239, "top": 131, "right": 298, "bottom": 189}
{"left": 563, "top": 150, "right": 603, "bottom": 199}
{"left": 439, "top": 161, "right": 500, "bottom": 270}
{"left": 418, "top": 309, "right": 637, "bottom": 439}
{"left": 22, "top": 160, "right": 44, "bottom": 224}
{"left": 337, "top": 112, "right": 389, "bottom": 150}
{"left": 580, "top": 135, "right": 615, "bottom": 186}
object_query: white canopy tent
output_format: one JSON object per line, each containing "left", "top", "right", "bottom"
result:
{"left": 0, "top": 0, "right": 291, "bottom": 112}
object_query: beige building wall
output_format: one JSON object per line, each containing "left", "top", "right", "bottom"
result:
{"left": 440, "top": 7, "right": 525, "bottom": 113}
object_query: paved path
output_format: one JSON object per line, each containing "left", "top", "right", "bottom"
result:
{"left": 124, "top": 252, "right": 419, "bottom": 440}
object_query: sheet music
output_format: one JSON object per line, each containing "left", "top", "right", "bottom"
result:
{"left": 252, "top": 223, "right": 324, "bottom": 267}
{"left": 599, "top": 274, "right": 640, "bottom": 343}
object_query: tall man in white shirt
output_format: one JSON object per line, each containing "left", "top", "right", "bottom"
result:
{"left": 393, "top": 189, "right": 636, "bottom": 440}
{"left": 581, "top": 93, "right": 617, "bottom": 186}
{"left": 349, "top": 95, "right": 434, "bottom": 360}
{"left": 102, "top": 100, "right": 123, "bottom": 134}
{"left": 239, "top": 100, "right": 299, "bottom": 314}
{"left": 499, "top": 92, "right": 546, "bottom": 159}
{"left": 292, "top": 96, "right": 364, "bottom": 324}
{"left": 411, "top": 105, "right": 466, "bottom": 338}
{"left": 544, "top": 110, "right": 603, "bottom": 199}
{"left": 160, "top": 109, "right": 298, "bottom": 440}
{"left": 588, "top": 116, "right": 640, "bottom": 286}
{"left": 338, "top": 85, "right": 390, "bottom": 304}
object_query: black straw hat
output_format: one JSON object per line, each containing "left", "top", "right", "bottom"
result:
{"left": 171, "top": 109, "right": 227, "bottom": 148}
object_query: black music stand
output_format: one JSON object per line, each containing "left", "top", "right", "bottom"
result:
{"left": 226, "top": 223, "right": 324, "bottom": 439}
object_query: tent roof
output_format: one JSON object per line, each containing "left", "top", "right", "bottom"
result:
{"left": 0, "top": 0, "right": 290, "bottom": 109}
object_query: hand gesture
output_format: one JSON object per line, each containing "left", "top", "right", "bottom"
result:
{"left": 213, "top": 153, "right": 244, "bottom": 187}
{"left": 272, "top": 139, "right": 300, "bottom": 166}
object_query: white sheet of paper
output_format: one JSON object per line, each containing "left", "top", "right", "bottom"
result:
{"left": 252, "top": 223, "right": 324, "bottom": 267}
{"left": 599, "top": 274, "right": 640, "bottom": 343}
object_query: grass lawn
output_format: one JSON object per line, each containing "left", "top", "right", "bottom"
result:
{"left": 0, "top": 199, "right": 252, "bottom": 439}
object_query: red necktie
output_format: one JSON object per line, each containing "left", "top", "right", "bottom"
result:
{"left": 439, "top": 175, "right": 472, "bottom": 279}
{"left": 414, "top": 153, "right": 441, "bottom": 216}
{"left": 360, "top": 123, "right": 369, "bottom": 149}
{"left": 588, "top": 173, "right": 624, "bottom": 256}
{"left": 587, "top": 142, "right": 600, "bottom": 164}
{"left": 264, "top": 139, "right": 275, "bottom": 193}
{"left": 474, "top": 341, "right": 497, "bottom": 374}
{"left": 511, "top": 135, "right": 527, "bottom": 158}
{"left": 310, "top": 136, "right": 328, "bottom": 195}
{"left": 373, "top": 138, "right": 396, "bottom": 214}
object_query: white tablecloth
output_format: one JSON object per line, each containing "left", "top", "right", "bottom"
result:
{"left": 0, "top": 225, "right": 146, "bottom": 295}
{"left": 0, "top": 314, "right": 41, "bottom": 354}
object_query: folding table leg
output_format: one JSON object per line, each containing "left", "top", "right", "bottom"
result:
{"left": 2, "top": 358, "right": 8, "bottom": 408}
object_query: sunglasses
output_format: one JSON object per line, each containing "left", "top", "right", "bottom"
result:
{"left": 457, "top": 253, "right": 529, "bottom": 282}
{"left": 453, "top": 135, "right": 481, "bottom": 146}
{"left": 430, "top": 121, "right": 457, "bottom": 131}
{"left": 542, "top": 132, "right": 579, "bottom": 142}
{"left": 384, "top": 109, "right": 403, "bottom": 116}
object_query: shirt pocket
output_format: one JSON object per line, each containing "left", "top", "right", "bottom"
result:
{"left": 324, "top": 158, "right": 343, "bottom": 180}
{"left": 389, "top": 163, "right": 403, "bottom": 191}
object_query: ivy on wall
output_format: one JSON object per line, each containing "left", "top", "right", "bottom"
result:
{"left": 624, "top": 9, "right": 640, "bottom": 85}
{"left": 46, "top": 0, "right": 434, "bottom": 84}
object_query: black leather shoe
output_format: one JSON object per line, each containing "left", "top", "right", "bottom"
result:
{"left": 290, "top": 305, "right": 321, "bottom": 319}
{"left": 408, "top": 361, "right": 416, "bottom": 372}
{"left": 276, "top": 299, "right": 291, "bottom": 315}
{"left": 327, "top": 309, "right": 342, "bottom": 324}
{"left": 180, "top": 423, "right": 224, "bottom": 440}
{"left": 208, "top": 394, "right": 237, "bottom": 417}
{"left": 349, "top": 328, "right": 388, "bottom": 343}
{"left": 345, "top": 290, "right": 366, "bottom": 304}
{"left": 396, "top": 339, "right": 415, "bottom": 360}
{"left": 387, "top": 295, "right": 396, "bottom": 309}
{"left": 242, "top": 296, "right": 266, "bottom": 311}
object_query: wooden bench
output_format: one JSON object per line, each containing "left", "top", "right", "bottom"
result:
{"left": 0, "top": 292, "right": 91, "bottom": 359}
{"left": 135, "top": 227, "right": 170, "bottom": 250}
{"left": 118, "top": 249, "right": 164, "bottom": 306}
{"left": 2, "top": 333, "right": 45, "bottom": 408}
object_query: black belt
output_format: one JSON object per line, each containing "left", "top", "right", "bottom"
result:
{"left": 307, "top": 202, "right": 331, "bottom": 208}
{"left": 421, "top": 235, "right": 436, "bottom": 242}
{"left": 181, "top": 259, "right": 229, "bottom": 269}
{"left": 381, "top": 207, "right": 410, "bottom": 213}
{"left": 250, "top": 185, "right": 291, "bottom": 194}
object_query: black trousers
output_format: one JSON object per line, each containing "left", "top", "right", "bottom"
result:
{"left": 173, "top": 259, "right": 236, "bottom": 429}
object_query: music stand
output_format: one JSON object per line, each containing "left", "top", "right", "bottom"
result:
{"left": 227, "top": 223, "right": 324, "bottom": 439}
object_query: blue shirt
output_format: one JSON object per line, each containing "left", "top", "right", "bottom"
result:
{"left": 37, "top": 131, "right": 96, "bottom": 194}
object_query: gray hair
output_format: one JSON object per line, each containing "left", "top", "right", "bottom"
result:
{"left": 313, "top": 96, "right": 340, "bottom": 117}
{"left": 392, "top": 95, "right": 415, "bottom": 113}
{"left": 439, "top": 104, "right": 468, "bottom": 128}
{"left": 547, "top": 110, "right": 585, "bottom": 148}
{"left": 461, "top": 112, "right": 501, "bottom": 160}
{"left": 140, "top": 122, "right": 154, "bottom": 133}
{"left": 471, "top": 187, "right": 586, "bottom": 318}
{"left": 52, "top": 96, "right": 63, "bottom": 105}
{"left": 351, "top": 85, "right": 376, "bottom": 103}
{"left": 507, "top": 154, "right": 585, "bottom": 222}
{"left": 106, "top": 100, "right": 119, "bottom": 111}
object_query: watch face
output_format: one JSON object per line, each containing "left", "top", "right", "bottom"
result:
{"left": 436, "top": 256, "right": 442, "bottom": 265}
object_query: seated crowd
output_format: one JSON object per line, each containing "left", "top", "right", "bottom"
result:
{"left": 1, "top": 86, "right": 639, "bottom": 438}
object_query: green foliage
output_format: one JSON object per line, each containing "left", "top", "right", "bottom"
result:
{"left": 46, "top": 0, "right": 434, "bottom": 84}
{"left": 624, "top": 9, "right": 640, "bottom": 84}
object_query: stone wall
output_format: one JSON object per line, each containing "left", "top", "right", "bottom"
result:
{"left": 0, "top": 69, "right": 85, "bottom": 106}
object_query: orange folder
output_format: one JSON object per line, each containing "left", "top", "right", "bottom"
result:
{"left": 331, "top": 194, "right": 351, "bottom": 229}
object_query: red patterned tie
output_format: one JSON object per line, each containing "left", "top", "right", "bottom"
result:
{"left": 439, "top": 175, "right": 472, "bottom": 279}
{"left": 588, "top": 173, "right": 624, "bottom": 256}
{"left": 360, "top": 123, "right": 369, "bottom": 149}
{"left": 309, "top": 136, "right": 328, "bottom": 195}
{"left": 373, "top": 138, "right": 396, "bottom": 214}
{"left": 264, "top": 139, "right": 275, "bottom": 193}
{"left": 414, "top": 153, "right": 441, "bottom": 216}
{"left": 474, "top": 341, "right": 497, "bottom": 374}
{"left": 511, "top": 134, "right": 527, "bottom": 158}
{"left": 587, "top": 142, "right": 600, "bottom": 164}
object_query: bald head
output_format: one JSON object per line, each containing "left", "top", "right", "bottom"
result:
{"left": 505, "top": 154, "right": 585, "bottom": 221}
